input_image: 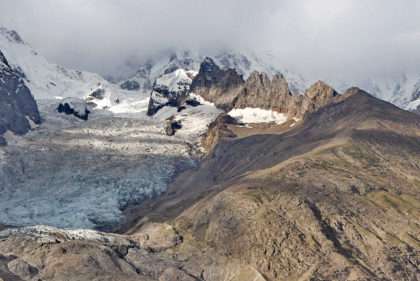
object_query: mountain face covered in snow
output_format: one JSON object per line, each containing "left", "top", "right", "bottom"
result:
{"left": 0, "top": 49, "right": 41, "bottom": 145}
{"left": 0, "top": 27, "right": 139, "bottom": 113}
{"left": 327, "top": 74, "right": 420, "bottom": 114}
{"left": 360, "top": 74, "right": 420, "bottom": 113}
{"left": 119, "top": 49, "right": 308, "bottom": 95}
{"left": 147, "top": 68, "right": 197, "bottom": 116}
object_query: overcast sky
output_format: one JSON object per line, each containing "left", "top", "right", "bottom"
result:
{"left": 0, "top": 0, "right": 419, "bottom": 82}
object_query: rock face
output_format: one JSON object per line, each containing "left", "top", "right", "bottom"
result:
{"left": 0, "top": 50, "right": 41, "bottom": 144}
{"left": 235, "top": 72, "right": 298, "bottom": 116}
{"left": 201, "top": 114, "right": 237, "bottom": 152}
{"left": 190, "top": 57, "right": 244, "bottom": 111}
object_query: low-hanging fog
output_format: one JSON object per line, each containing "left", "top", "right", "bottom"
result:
{"left": 0, "top": 0, "right": 419, "bottom": 83}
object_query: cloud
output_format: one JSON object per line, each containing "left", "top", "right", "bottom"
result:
{"left": 0, "top": 0, "right": 419, "bottom": 82}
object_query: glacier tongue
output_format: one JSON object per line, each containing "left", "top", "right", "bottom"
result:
{"left": 0, "top": 98, "right": 221, "bottom": 229}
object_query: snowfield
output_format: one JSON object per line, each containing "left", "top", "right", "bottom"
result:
{"left": 0, "top": 225, "right": 133, "bottom": 250}
{"left": 228, "top": 107, "right": 288, "bottom": 125}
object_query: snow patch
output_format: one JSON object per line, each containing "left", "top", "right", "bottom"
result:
{"left": 189, "top": 93, "right": 216, "bottom": 106}
{"left": 0, "top": 225, "right": 131, "bottom": 246}
{"left": 228, "top": 108, "right": 288, "bottom": 124}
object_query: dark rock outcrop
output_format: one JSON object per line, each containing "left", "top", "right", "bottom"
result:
{"left": 190, "top": 57, "right": 244, "bottom": 111}
{"left": 120, "top": 80, "right": 140, "bottom": 91}
{"left": 164, "top": 117, "right": 182, "bottom": 136}
{"left": 57, "top": 98, "right": 90, "bottom": 121}
{"left": 89, "top": 88, "right": 106, "bottom": 100}
{"left": 0, "top": 50, "right": 41, "bottom": 144}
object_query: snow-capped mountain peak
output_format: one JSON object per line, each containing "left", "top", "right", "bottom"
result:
{"left": 0, "top": 27, "right": 125, "bottom": 107}
{"left": 331, "top": 73, "right": 420, "bottom": 113}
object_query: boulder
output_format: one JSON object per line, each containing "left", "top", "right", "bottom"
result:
{"left": 164, "top": 117, "right": 182, "bottom": 136}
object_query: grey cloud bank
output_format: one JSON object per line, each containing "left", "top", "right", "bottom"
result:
{"left": 0, "top": 0, "right": 419, "bottom": 82}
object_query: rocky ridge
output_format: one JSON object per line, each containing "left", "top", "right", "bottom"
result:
{"left": 190, "top": 57, "right": 339, "bottom": 120}
{"left": 147, "top": 57, "right": 338, "bottom": 125}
